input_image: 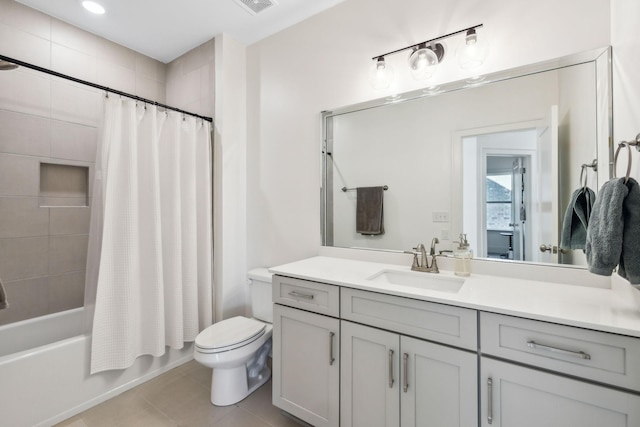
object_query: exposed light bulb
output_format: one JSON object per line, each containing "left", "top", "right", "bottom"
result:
{"left": 82, "top": 1, "right": 106, "bottom": 15}
{"left": 408, "top": 43, "right": 441, "bottom": 80}
{"left": 456, "top": 29, "right": 489, "bottom": 69}
{"left": 368, "top": 57, "right": 394, "bottom": 90}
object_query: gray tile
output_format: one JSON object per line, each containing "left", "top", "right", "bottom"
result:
{"left": 0, "top": 236, "right": 49, "bottom": 281}
{"left": 0, "top": 110, "right": 51, "bottom": 157}
{"left": 0, "top": 68, "right": 51, "bottom": 118}
{"left": 0, "top": 153, "right": 40, "bottom": 196}
{"left": 50, "top": 206, "right": 91, "bottom": 235}
{"left": 211, "top": 408, "right": 273, "bottom": 427}
{"left": 48, "top": 234, "right": 88, "bottom": 276}
{"left": 238, "top": 380, "right": 303, "bottom": 427}
{"left": 0, "top": 197, "right": 49, "bottom": 238}
{"left": 68, "top": 389, "right": 177, "bottom": 427}
{"left": 48, "top": 271, "right": 85, "bottom": 314}
{"left": 51, "top": 80, "right": 99, "bottom": 127}
{"left": 39, "top": 196, "right": 89, "bottom": 208}
{"left": 139, "top": 371, "right": 234, "bottom": 425}
{"left": 179, "top": 359, "right": 213, "bottom": 389}
{"left": 51, "top": 120, "right": 97, "bottom": 163}
{"left": 51, "top": 19, "right": 97, "bottom": 56}
{"left": 0, "top": 276, "right": 49, "bottom": 325}
{"left": 0, "top": 0, "right": 51, "bottom": 40}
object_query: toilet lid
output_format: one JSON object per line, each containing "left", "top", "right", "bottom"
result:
{"left": 195, "top": 316, "right": 266, "bottom": 353}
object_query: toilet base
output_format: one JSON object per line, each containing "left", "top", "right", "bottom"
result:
{"left": 210, "top": 364, "right": 271, "bottom": 406}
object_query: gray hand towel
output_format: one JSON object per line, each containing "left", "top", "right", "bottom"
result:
{"left": 618, "top": 178, "right": 640, "bottom": 284}
{"left": 356, "top": 186, "right": 385, "bottom": 235}
{"left": 0, "top": 276, "right": 7, "bottom": 309}
{"left": 560, "top": 187, "right": 595, "bottom": 250}
{"left": 586, "top": 178, "right": 628, "bottom": 276}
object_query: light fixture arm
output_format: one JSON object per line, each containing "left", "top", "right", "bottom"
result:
{"left": 371, "top": 24, "right": 484, "bottom": 61}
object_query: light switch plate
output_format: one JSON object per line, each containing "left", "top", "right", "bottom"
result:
{"left": 432, "top": 211, "right": 449, "bottom": 223}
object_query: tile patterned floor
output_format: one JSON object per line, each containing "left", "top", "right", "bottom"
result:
{"left": 55, "top": 360, "right": 304, "bottom": 427}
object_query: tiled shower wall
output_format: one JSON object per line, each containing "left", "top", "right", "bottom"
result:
{"left": 0, "top": 0, "right": 168, "bottom": 325}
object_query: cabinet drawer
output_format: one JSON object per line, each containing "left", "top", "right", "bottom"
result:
{"left": 480, "top": 312, "right": 640, "bottom": 391}
{"left": 341, "top": 288, "right": 477, "bottom": 350}
{"left": 273, "top": 275, "right": 340, "bottom": 317}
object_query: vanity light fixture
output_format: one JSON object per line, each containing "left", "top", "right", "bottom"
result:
{"left": 82, "top": 1, "right": 106, "bottom": 15}
{"left": 370, "top": 24, "right": 487, "bottom": 88}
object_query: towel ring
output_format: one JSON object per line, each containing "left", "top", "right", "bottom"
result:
{"left": 580, "top": 165, "right": 588, "bottom": 190}
{"left": 614, "top": 141, "right": 632, "bottom": 184}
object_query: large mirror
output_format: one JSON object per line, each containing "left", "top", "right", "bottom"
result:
{"left": 321, "top": 48, "right": 611, "bottom": 266}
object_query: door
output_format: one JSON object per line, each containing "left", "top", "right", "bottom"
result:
{"left": 401, "top": 336, "right": 477, "bottom": 427}
{"left": 272, "top": 304, "right": 340, "bottom": 427}
{"left": 341, "top": 321, "right": 400, "bottom": 427}
{"left": 511, "top": 158, "right": 526, "bottom": 260}
{"left": 481, "top": 357, "right": 640, "bottom": 427}
{"left": 535, "top": 105, "right": 559, "bottom": 262}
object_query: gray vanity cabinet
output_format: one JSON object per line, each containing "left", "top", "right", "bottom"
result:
{"left": 341, "top": 320, "right": 477, "bottom": 427}
{"left": 341, "top": 288, "right": 478, "bottom": 427}
{"left": 480, "top": 312, "right": 640, "bottom": 426}
{"left": 272, "top": 276, "right": 340, "bottom": 427}
{"left": 480, "top": 358, "right": 640, "bottom": 426}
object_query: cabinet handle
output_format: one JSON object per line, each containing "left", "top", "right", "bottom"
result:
{"left": 402, "top": 353, "right": 409, "bottom": 393}
{"left": 388, "top": 349, "right": 394, "bottom": 388}
{"left": 329, "top": 332, "right": 335, "bottom": 366}
{"left": 487, "top": 377, "right": 493, "bottom": 425}
{"left": 288, "top": 290, "right": 315, "bottom": 300}
{"left": 527, "top": 340, "right": 591, "bottom": 360}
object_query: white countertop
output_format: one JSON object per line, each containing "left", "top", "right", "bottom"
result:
{"left": 269, "top": 255, "right": 640, "bottom": 338}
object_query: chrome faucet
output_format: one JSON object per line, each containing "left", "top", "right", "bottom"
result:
{"left": 407, "top": 238, "right": 439, "bottom": 273}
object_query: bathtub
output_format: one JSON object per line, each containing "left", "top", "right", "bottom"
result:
{"left": 0, "top": 308, "right": 194, "bottom": 427}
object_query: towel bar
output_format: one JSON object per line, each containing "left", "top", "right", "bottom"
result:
{"left": 342, "top": 185, "right": 388, "bottom": 192}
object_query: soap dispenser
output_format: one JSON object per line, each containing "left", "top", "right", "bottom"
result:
{"left": 453, "top": 234, "right": 472, "bottom": 277}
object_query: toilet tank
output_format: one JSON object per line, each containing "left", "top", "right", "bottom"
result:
{"left": 248, "top": 268, "right": 273, "bottom": 323}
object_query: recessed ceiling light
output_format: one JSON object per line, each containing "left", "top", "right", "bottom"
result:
{"left": 82, "top": 1, "right": 106, "bottom": 15}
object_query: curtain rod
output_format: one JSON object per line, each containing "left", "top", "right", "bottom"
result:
{"left": 0, "top": 53, "right": 213, "bottom": 123}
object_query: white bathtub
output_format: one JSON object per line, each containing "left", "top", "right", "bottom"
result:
{"left": 0, "top": 308, "right": 194, "bottom": 427}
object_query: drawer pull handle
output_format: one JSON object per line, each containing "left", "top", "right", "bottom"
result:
{"left": 487, "top": 377, "right": 493, "bottom": 424}
{"left": 403, "top": 353, "right": 409, "bottom": 393}
{"left": 388, "top": 349, "right": 395, "bottom": 388}
{"left": 527, "top": 340, "right": 591, "bottom": 360}
{"left": 329, "top": 332, "right": 335, "bottom": 366}
{"left": 288, "top": 291, "right": 315, "bottom": 300}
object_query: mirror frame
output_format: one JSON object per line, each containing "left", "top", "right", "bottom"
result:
{"left": 321, "top": 47, "right": 613, "bottom": 266}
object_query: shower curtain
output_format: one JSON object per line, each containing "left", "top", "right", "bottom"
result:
{"left": 87, "top": 96, "right": 213, "bottom": 374}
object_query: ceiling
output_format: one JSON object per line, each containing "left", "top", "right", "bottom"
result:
{"left": 16, "top": 0, "right": 347, "bottom": 63}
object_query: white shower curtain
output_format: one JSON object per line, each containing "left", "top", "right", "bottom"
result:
{"left": 89, "top": 96, "right": 213, "bottom": 374}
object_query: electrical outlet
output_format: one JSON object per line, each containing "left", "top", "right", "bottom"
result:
{"left": 441, "top": 229, "right": 450, "bottom": 240}
{"left": 432, "top": 211, "right": 449, "bottom": 223}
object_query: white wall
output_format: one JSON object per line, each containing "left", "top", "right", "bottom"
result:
{"left": 215, "top": 34, "right": 249, "bottom": 320}
{"left": 611, "top": 0, "right": 640, "bottom": 179}
{"left": 246, "top": 0, "right": 611, "bottom": 269}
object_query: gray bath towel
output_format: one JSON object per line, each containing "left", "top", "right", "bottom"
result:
{"left": 356, "top": 186, "right": 385, "bottom": 235}
{"left": 618, "top": 178, "right": 640, "bottom": 284}
{"left": 0, "top": 276, "right": 7, "bottom": 309}
{"left": 586, "top": 178, "right": 628, "bottom": 276}
{"left": 560, "top": 187, "right": 595, "bottom": 250}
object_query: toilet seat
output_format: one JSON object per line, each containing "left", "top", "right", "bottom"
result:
{"left": 195, "top": 316, "right": 266, "bottom": 354}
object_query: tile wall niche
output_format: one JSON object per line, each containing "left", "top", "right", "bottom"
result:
{"left": 0, "top": 0, "right": 168, "bottom": 325}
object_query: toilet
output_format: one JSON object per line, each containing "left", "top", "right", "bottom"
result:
{"left": 194, "top": 268, "right": 273, "bottom": 406}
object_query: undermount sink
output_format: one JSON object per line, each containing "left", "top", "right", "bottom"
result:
{"left": 366, "top": 269, "right": 465, "bottom": 293}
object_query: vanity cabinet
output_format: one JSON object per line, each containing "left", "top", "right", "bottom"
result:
{"left": 480, "top": 357, "right": 640, "bottom": 426}
{"left": 341, "top": 288, "right": 477, "bottom": 427}
{"left": 272, "top": 276, "right": 340, "bottom": 427}
{"left": 480, "top": 312, "right": 640, "bottom": 426}
{"left": 341, "top": 320, "right": 477, "bottom": 427}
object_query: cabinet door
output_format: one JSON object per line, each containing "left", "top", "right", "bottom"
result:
{"left": 272, "top": 304, "right": 340, "bottom": 427}
{"left": 481, "top": 357, "right": 640, "bottom": 427}
{"left": 401, "top": 336, "right": 477, "bottom": 427}
{"left": 341, "top": 321, "right": 400, "bottom": 427}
